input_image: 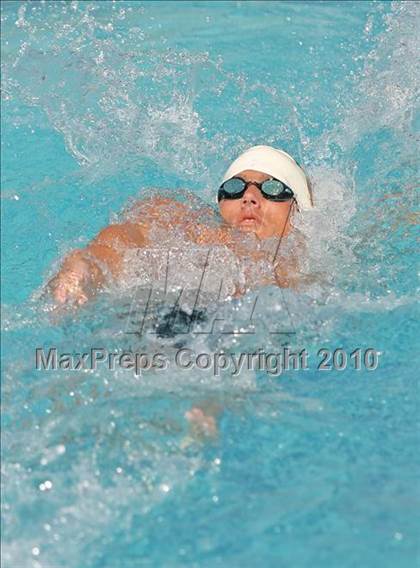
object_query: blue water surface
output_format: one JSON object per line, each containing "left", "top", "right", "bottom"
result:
{"left": 1, "top": 2, "right": 419, "bottom": 567}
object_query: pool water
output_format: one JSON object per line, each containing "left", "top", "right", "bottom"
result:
{"left": 1, "top": 1, "right": 419, "bottom": 567}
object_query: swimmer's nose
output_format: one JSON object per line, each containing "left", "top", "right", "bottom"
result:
{"left": 242, "top": 184, "right": 262, "bottom": 207}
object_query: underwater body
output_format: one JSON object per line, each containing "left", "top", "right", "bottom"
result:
{"left": 1, "top": 1, "right": 419, "bottom": 567}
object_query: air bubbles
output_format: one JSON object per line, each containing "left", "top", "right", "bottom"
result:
{"left": 39, "top": 480, "right": 53, "bottom": 491}
{"left": 94, "top": 50, "right": 104, "bottom": 65}
{"left": 40, "top": 444, "right": 66, "bottom": 466}
{"left": 15, "top": 5, "right": 27, "bottom": 28}
{"left": 364, "top": 16, "right": 373, "bottom": 36}
{"left": 117, "top": 8, "right": 126, "bottom": 21}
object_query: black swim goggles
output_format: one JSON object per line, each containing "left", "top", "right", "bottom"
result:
{"left": 218, "top": 176, "right": 295, "bottom": 203}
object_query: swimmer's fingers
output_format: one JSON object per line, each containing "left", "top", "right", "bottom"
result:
{"left": 185, "top": 407, "right": 218, "bottom": 440}
{"left": 47, "top": 254, "right": 105, "bottom": 307}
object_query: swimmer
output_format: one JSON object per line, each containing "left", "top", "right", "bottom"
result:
{"left": 48, "top": 145, "right": 313, "bottom": 305}
{"left": 47, "top": 145, "right": 313, "bottom": 441}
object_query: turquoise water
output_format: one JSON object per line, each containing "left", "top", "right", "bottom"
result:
{"left": 1, "top": 1, "right": 419, "bottom": 567}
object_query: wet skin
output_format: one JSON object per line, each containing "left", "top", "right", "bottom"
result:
{"left": 48, "top": 169, "right": 296, "bottom": 305}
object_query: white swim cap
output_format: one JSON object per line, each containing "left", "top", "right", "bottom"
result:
{"left": 221, "top": 145, "right": 313, "bottom": 210}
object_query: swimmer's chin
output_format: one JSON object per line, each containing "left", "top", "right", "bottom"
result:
{"left": 234, "top": 219, "right": 260, "bottom": 230}
{"left": 235, "top": 220, "right": 265, "bottom": 236}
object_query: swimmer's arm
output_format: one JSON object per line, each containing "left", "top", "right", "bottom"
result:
{"left": 274, "top": 262, "right": 300, "bottom": 289}
{"left": 48, "top": 223, "right": 148, "bottom": 304}
{"left": 274, "top": 233, "right": 306, "bottom": 289}
{"left": 274, "top": 260, "right": 327, "bottom": 289}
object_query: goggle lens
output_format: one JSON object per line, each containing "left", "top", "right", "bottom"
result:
{"left": 219, "top": 177, "right": 294, "bottom": 202}
{"left": 260, "top": 179, "right": 293, "bottom": 197}
{"left": 222, "top": 177, "right": 246, "bottom": 195}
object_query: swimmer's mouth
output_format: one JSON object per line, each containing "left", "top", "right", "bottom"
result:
{"left": 239, "top": 214, "right": 260, "bottom": 223}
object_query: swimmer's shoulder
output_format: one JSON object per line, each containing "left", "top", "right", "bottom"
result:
{"left": 126, "top": 192, "right": 218, "bottom": 233}
{"left": 111, "top": 189, "right": 227, "bottom": 249}
{"left": 93, "top": 222, "right": 149, "bottom": 249}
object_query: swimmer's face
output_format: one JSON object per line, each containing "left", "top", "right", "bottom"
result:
{"left": 218, "top": 170, "right": 295, "bottom": 239}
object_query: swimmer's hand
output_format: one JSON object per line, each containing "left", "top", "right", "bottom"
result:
{"left": 46, "top": 222, "right": 148, "bottom": 306}
{"left": 185, "top": 407, "right": 218, "bottom": 439}
{"left": 47, "top": 253, "right": 103, "bottom": 305}
{"left": 181, "top": 401, "right": 223, "bottom": 448}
